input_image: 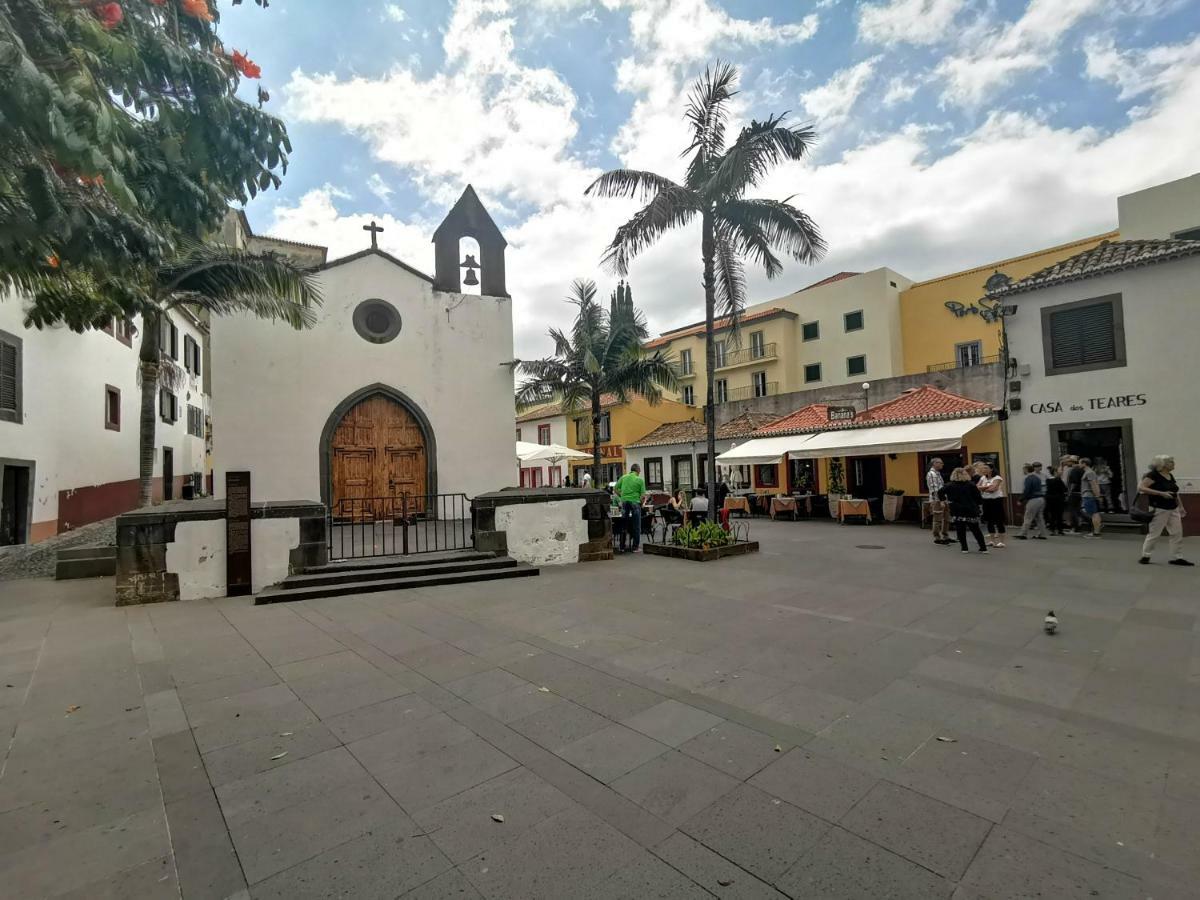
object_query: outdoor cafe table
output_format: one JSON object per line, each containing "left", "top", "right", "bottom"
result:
{"left": 769, "top": 496, "right": 797, "bottom": 520}
{"left": 836, "top": 498, "right": 873, "bottom": 523}
{"left": 723, "top": 496, "right": 751, "bottom": 517}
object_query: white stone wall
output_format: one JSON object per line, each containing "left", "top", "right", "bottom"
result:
{"left": 496, "top": 498, "right": 588, "bottom": 566}
{"left": 515, "top": 414, "right": 568, "bottom": 486}
{"left": 211, "top": 252, "right": 515, "bottom": 504}
{"left": 1003, "top": 256, "right": 1200, "bottom": 493}
{"left": 166, "top": 517, "right": 299, "bottom": 600}
{"left": 1117, "top": 174, "right": 1200, "bottom": 240}
{"left": 624, "top": 440, "right": 735, "bottom": 493}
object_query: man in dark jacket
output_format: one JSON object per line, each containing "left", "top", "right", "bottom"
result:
{"left": 1015, "top": 463, "right": 1048, "bottom": 539}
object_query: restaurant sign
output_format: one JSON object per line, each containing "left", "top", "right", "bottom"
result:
{"left": 1028, "top": 393, "right": 1147, "bottom": 414}
{"left": 827, "top": 406, "right": 857, "bottom": 422}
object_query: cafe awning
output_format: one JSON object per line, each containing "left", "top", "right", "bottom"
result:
{"left": 785, "top": 415, "right": 991, "bottom": 459}
{"left": 716, "top": 434, "right": 819, "bottom": 466}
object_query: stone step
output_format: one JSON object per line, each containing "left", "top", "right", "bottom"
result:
{"left": 54, "top": 555, "right": 117, "bottom": 580}
{"left": 255, "top": 562, "right": 538, "bottom": 605}
{"left": 56, "top": 545, "right": 117, "bottom": 561}
{"left": 313, "top": 549, "right": 499, "bottom": 573}
{"left": 283, "top": 555, "right": 518, "bottom": 588}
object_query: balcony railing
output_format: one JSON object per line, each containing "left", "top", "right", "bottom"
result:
{"left": 721, "top": 381, "right": 779, "bottom": 403}
{"left": 716, "top": 342, "right": 777, "bottom": 370}
{"left": 926, "top": 354, "right": 1001, "bottom": 373}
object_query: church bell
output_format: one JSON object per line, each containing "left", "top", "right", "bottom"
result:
{"left": 460, "top": 254, "right": 480, "bottom": 287}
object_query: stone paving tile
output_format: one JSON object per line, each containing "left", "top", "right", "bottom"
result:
{"left": 680, "top": 783, "right": 830, "bottom": 882}
{"left": 653, "top": 831, "right": 790, "bottom": 899}
{"left": 442, "top": 667, "right": 530, "bottom": 703}
{"left": 960, "top": 825, "right": 1144, "bottom": 900}
{"left": 273, "top": 649, "right": 380, "bottom": 684}
{"left": 808, "top": 705, "right": 939, "bottom": 771}
{"left": 557, "top": 723, "right": 670, "bottom": 784}
{"left": 323, "top": 692, "right": 441, "bottom": 743}
{"left": 289, "top": 672, "right": 413, "bottom": 718}
{"left": 777, "top": 826, "right": 954, "bottom": 899}
{"left": 1041, "top": 720, "right": 1173, "bottom": 791}
{"left": 173, "top": 667, "right": 281, "bottom": 706}
{"left": 696, "top": 668, "right": 793, "bottom": 708}
{"left": 248, "top": 819, "right": 453, "bottom": 900}
{"left": 897, "top": 731, "right": 1038, "bottom": 823}
{"left": 750, "top": 684, "right": 856, "bottom": 733}
{"left": 374, "top": 736, "right": 518, "bottom": 813}
{"left": 508, "top": 700, "right": 612, "bottom": 752}
{"left": 164, "top": 788, "right": 247, "bottom": 900}
{"left": 412, "top": 766, "right": 575, "bottom": 864}
{"left": 151, "top": 730, "right": 210, "bottom": 804}
{"left": 679, "top": 721, "right": 791, "bottom": 780}
{"left": 400, "top": 867, "right": 484, "bottom": 899}
{"left": 840, "top": 781, "right": 993, "bottom": 880}
{"left": 621, "top": 699, "right": 724, "bottom": 747}
{"left": 588, "top": 849, "right": 707, "bottom": 899}
{"left": 611, "top": 750, "right": 740, "bottom": 826}
{"left": 345, "top": 712, "right": 477, "bottom": 774}
{"left": 469, "top": 680, "right": 564, "bottom": 723}
{"left": 216, "top": 746, "right": 367, "bottom": 821}
{"left": 51, "top": 855, "right": 178, "bottom": 900}
{"left": 749, "top": 748, "right": 878, "bottom": 822}
{"left": 200, "top": 720, "right": 341, "bottom": 786}
{"left": 190, "top": 697, "right": 320, "bottom": 755}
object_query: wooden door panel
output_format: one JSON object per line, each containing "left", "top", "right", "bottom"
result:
{"left": 330, "top": 394, "right": 427, "bottom": 516}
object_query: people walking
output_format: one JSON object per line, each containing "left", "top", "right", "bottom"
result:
{"left": 1079, "top": 458, "right": 1103, "bottom": 538}
{"left": 978, "top": 464, "right": 1007, "bottom": 547}
{"left": 926, "top": 458, "right": 951, "bottom": 545}
{"left": 1064, "top": 456, "right": 1084, "bottom": 533}
{"left": 614, "top": 464, "right": 646, "bottom": 553}
{"left": 1138, "top": 455, "right": 1192, "bottom": 566}
{"left": 939, "top": 468, "right": 988, "bottom": 553}
{"left": 1095, "top": 459, "right": 1114, "bottom": 513}
{"left": 1045, "top": 461, "right": 1068, "bottom": 535}
{"left": 1015, "top": 463, "right": 1049, "bottom": 540}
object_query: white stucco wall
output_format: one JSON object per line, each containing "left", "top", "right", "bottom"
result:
{"left": 515, "top": 414, "right": 568, "bottom": 486}
{"left": 211, "top": 252, "right": 515, "bottom": 504}
{"left": 496, "top": 498, "right": 588, "bottom": 566}
{"left": 1003, "top": 256, "right": 1200, "bottom": 493}
{"left": 166, "top": 517, "right": 299, "bottom": 600}
{"left": 624, "top": 440, "right": 735, "bottom": 492}
{"left": 1117, "top": 173, "right": 1200, "bottom": 240}
{"left": 0, "top": 294, "right": 209, "bottom": 534}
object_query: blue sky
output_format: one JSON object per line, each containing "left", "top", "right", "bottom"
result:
{"left": 218, "top": 0, "right": 1200, "bottom": 356}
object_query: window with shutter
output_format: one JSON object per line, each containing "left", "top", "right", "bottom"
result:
{"left": 0, "top": 332, "right": 20, "bottom": 423}
{"left": 183, "top": 336, "right": 193, "bottom": 373}
{"left": 1042, "top": 294, "right": 1125, "bottom": 375}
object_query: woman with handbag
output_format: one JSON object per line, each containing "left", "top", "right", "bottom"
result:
{"left": 1136, "top": 455, "right": 1192, "bottom": 566}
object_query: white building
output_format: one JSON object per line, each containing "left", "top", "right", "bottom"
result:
{"left": 515, "top": 405, "right": 569, "bottom": 487}
{"left": 624, "top": 412, "right": 779, "bottom": 494}
{"left": 212, "top": 186, "right": 515, "bottom": 510}
{"left": 0, "top": 298, "right": 209, "bottom": 543}
{"left": 995, "top": 174, "right": 1200, "bottom": 529}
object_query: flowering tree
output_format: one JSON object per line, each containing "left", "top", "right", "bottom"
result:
{"left": 0, "top": 0, "right": 288, "bottom": 329}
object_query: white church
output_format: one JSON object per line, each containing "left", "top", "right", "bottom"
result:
{"left": 213, "top": 186, "right": 516, "bottom": 514}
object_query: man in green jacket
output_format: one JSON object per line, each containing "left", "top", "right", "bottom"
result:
{"left": 615, "top": 464, "right": 647, "bottom": 553}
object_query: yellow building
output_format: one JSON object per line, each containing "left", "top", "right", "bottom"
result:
{"left": 563, "top": 393, "right": 702, "bottom": 484}
{"left": 899, "top": 232, "right": 1115, "bottom": 374}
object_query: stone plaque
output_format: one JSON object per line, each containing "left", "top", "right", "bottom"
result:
{"left": 226, "top": 471, "right": 252, "bottom": 596}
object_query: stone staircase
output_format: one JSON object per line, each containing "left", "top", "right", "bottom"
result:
{"left": 255, "top": 550, "right": 538, "bottom": 605}
{"left": 54, "top": 545, "right": 117, "bottom": 580}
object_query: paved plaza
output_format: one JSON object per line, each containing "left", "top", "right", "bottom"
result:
{"left": 1, "top": 520, "right": 1198, "bottom": 899}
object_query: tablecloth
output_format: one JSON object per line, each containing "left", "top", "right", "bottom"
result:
{"left": 836, "top": 498, "right": 873, "bottom": 523}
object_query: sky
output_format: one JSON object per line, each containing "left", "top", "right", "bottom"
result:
{"left": 218, "top": 0, "right": 1200, "bottom": 358}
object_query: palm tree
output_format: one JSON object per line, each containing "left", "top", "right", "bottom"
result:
{"left": 586, "top": 61, "right": 826, "bottom": 508}
{"left": 32, "top": 243, "right": 321, "bottom": 505}
{"left": 517, "top": 278, "right": 678, "bottom": 484}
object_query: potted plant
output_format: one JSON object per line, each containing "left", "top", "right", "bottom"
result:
{"left": 827, "top": 458, "right": 847, "bottom": 518}
{"left": 883, "top": 487, "right": 905, "bottom": 522}
{"left": 643, "top": 522, "right": 759, "bottom": 561}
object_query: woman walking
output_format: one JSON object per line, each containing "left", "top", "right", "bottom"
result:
{"left": 940, "top": 468, "right": 988, "bottom": 554}
{"left": 1138, "top": 455, "right": 1193, "bottom": 566}
{"left": 978, "top": 464, "right": 1007, "bottom": 547}
{"left": 1045, "top": 461, "right": 1068, "bottom": 535}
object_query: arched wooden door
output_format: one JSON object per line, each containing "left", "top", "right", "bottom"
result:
{"left": 330, "top": 394, "right": 427, "bottom": 517}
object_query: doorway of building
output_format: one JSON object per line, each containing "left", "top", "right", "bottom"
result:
{"left": 162, "top": 447, "right": 174, "bottom": 501}
{"left": 1, "top": 463, "right": 31, "bottom": 545}
{"left": 847, "top": 455, "right": 885, "bottom": 500}
{"left": 1052, "top": 423, "right": 1132, "bottom": 513}
{"left": 329, "top": 393, "right": 428, "bottom": 517}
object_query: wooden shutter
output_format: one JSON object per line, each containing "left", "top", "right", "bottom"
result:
{"left": 0, "top": 339, "right": 18, "bottom": 416}
{"left": 1050, "top": 301, "right": 1115, "bottom": 369}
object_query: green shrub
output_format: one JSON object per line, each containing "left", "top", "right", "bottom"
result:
{"left": 672, "top": 522, "right": 734, "bottom": 549}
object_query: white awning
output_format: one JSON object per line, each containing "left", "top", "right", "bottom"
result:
{"left": 516, "top": 441, "right": 591, "bottom": 463}
{"left": 786, "top": 416, "right": 991, "bottom": 459}
{"left": 716, "top": 434, "right": 819, "bottom": 466}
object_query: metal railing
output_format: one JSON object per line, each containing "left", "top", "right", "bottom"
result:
{"left": 723, "top": 381, "right": 779, "bottom": 402}
{"left": 717, "top": 342, "right": 777, "bottom": 369}
{"left": 926, "top": 354, "right": 1000, "bottom": 372}
{"left": 328, "top": 493, "right": 472, "bottom": 560}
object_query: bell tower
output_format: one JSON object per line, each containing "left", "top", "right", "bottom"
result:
{"left": 432, "top": 185, "right": 509, "bottom": 297}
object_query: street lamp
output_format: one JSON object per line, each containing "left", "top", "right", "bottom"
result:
{"left": 862, "top": 382, "right": 871, "bottom": 409}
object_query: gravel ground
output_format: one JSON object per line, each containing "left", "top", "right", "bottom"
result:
{"left": 0, "top": 518, "right": 116, "bottom": 581}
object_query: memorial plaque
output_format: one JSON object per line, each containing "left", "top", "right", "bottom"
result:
{"left": 226, "top": 471, "right": 252, "bottom": 596}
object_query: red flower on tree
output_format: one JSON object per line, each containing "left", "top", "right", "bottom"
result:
{"left": 230, "top": 50, "right": 262, "bottom": 80}
{"left": 180, "top": 0, "right": 213, "bottom": 22}
{"left": 92, "top": 2, "right": 123, "bottom": 28}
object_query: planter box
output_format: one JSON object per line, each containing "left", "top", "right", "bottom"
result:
{"left": 883, "top": 493, "right": 904, "bottom": 522}
{"left": 642, "top": 541, "right": 760, "bottom": 562}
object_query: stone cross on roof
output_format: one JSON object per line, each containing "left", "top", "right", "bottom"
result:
{"left": 362, "top": 220, "right": 384, "bottom": 250}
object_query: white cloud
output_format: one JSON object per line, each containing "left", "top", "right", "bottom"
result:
{"left": 882, "top": 76, "right": 919, "bottom": 107}
{"left": 800, "top": 57, "right": 881, "bottom": 128}
{"left": 366, "top": 173, "right": 394, "bottom": 204}
{"left": 1084, "top": 33, "right": 1200, "bottom": 101}
{"left": 382, "top": 3, "right": 406, "bottom": 23}
{"left": 858, "top": 0, "right": 964, "bottom": 46}
{"left": 936, "top": 0, "right": 1103, "bottom": 106}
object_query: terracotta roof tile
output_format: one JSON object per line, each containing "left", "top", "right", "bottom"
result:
{"left": 753, "top": 386, "right": 994, "bottom": 436}
{"left": 626, "top": 411, "right": 777, "bottom": 448}
{"left": 988, "top": 239, "right": 1200, "bottom": 297}
{"left": 798, "top": 271, "right": 860, "bottom": 291}
{"left": 515, "top": 393, "right": 622, "bottom": 423}
{"left": 645, "top": 307, "right": 796, "bottom": 349}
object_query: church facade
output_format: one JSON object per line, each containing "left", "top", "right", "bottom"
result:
{"left": 212, "top": 187, "right": 515, "bottom": 512}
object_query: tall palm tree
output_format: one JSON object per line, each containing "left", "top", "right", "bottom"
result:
{"left": 32, "top": 243, "right": 321, "bottom": 505}
{"left": 586, "top": 61, "right": 826, "bottom": 508}
{"left": 517, "top": 278, "right": 678, "bottom": 484}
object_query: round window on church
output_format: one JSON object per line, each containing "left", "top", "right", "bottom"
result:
{"left": 352, "top": 299, "right": 402, "bottom": 344}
